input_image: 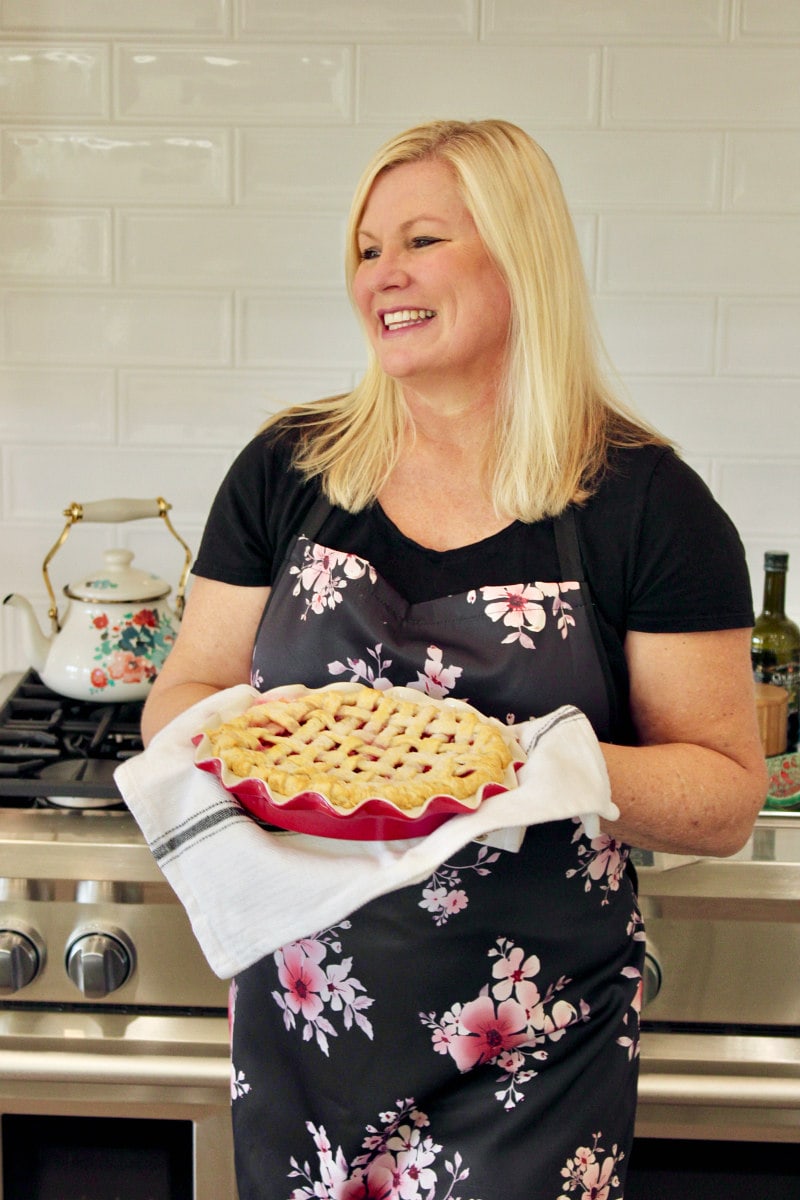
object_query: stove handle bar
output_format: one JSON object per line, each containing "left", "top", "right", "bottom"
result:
{"left": 638, "top": 1072, "right": 800, "bottom": 1109}
{"left": 0, "top": 1047, "right": 229, "bottom": 1090}
{"left": 43, "top": 497, "right": 193, "bottom": 628}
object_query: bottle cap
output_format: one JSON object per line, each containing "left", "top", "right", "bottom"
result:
{"left": 765, "top": 552, "right": 789, "bottom": 571}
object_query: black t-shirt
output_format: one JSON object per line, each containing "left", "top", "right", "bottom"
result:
{"left": 193, "top": 425, "right": 754, "bottom": 740}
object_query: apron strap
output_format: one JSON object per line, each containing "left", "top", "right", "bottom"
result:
{"left": 553, "top": 507, "right": 619, "bottom": 737}
{"left": 272, "top": 491, "right": 335, "bottom": 583}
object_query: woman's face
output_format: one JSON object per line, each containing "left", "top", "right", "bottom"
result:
{"left": 352, "top": 157, "right": 511, "bottom": 399}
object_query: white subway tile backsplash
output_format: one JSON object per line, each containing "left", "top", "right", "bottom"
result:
{"left": 0, "top": 368, "right": 115, "bottom": 442}
{"left": 119, "top": 369, "right": 350, "bottom": 447}
{"left": 595, "top": 297, "right": 716, "bottom": 375}
{"left": 357, "top": 46, "right": 600, "bottom": 125}
{"left": 1, "top": 524, "right": 114, "bottom": 611}
{"left": 607, "top": 48, "right": 800, "bottom": 126}
{"left": 720, "top": 301, "right": 800, "bottom": 376}
{"left": 115, "top": 45, "right": 352, "bottom": 123}
{"left": 598, "top": 216, "right": 800, "bottom": 295}
{"left": 727, "top": 133, "right": 800, "bottom": 212}
{"left": 717, "top": 459, "right": 800, "bottom": 540}
{"left": 239, "top": 0, "right": 477, "bottom": 41}
{"left": 238, "top": 292, "right": 367, "bottom": 369}
{"left": 627, "top": 379, "right": 800, "bottom": 457}
{"left": 118, "top": 211, "right": 344, "bottom": 287}
{"left": 3, "top": 290, "right": 232, "bottom": 365}
{"left": 6, "top": 446, "right": 231, "bottom": 525}
{"left": 1, "top": 1, "right": 228, "bottom": 34}
{"left": 484, "top": 0, "right": 726, "bottom": 40}
{"left": 238, "top": 126, "right": 395, "bottom": 210}
{"left": 542, "top": 131, "right": 722, "bottom": 211}
{"left": 0, "top": 44, "right": 108, "bottom": 119}
{"left": 1, "top": 128, "right": 230, "bottom": 205}
{"left": 0, "top": 208, "right": 110, "bottom": 282}
{"left": 739, "top": 0, "right": 800, "bottom": 37}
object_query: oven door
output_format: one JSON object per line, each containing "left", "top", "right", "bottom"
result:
{"left": 0, "top": 1008, "right": 236, "bottom": 1200}
{"left": 632, "top": 1029, "right": 800, "bottom": 1198}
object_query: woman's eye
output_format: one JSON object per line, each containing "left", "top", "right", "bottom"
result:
{"left": 359, "top": 246, "right": 380, "bottom": 261}
{"left": 411, "top": 236, "right": 441, "bottom": 248}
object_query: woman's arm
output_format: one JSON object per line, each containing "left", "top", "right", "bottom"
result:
{"left": 601, "top": 627, "right": 768, "bottom": 857}
{"left": 141, "top": 576, "right": 270, "bottom": 745}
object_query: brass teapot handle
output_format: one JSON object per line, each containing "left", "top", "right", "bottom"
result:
{"left": 43, "top": 498, "right": 192, "bottom": 632}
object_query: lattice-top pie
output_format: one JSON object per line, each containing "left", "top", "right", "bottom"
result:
{"left": 201, "top": 684, "right": 515, "bottom": 811}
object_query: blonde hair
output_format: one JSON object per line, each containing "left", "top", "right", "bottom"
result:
{"left": 272, "top": 118, "right": 665, "bottom": 521}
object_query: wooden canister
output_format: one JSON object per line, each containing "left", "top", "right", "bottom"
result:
{"left": 755, "top": 681, "right": 789, "bottom": 756}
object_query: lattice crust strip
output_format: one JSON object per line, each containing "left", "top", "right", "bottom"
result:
{"left": 202, "top": 684, "right": 515, "bottom": 811}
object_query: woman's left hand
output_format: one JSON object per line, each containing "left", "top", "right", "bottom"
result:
{"left": 601, "top": 627, "right": 768, "bottom": 856}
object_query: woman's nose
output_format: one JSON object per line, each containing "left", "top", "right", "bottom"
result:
{"left": 369, "top": 249, "right": 410, "bottom": 293}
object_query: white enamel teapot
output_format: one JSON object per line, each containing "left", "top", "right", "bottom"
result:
{"left": 3, "top": 498, "right": 192, "bottom": 703}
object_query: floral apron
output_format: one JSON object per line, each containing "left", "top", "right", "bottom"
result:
{"left": 230, "top": 500, "right": 644, "bottom": 1200}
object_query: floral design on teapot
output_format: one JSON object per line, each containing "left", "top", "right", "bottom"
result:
{"left": 89, "top": 607, "right": 176, "bottom": 693}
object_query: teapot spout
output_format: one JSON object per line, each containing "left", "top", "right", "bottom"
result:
{"left": 3, "top": 594, "right": 53, "bottom": 675}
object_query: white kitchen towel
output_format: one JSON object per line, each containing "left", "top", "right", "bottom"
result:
{"left": 114, "top": 685, "right": 618, "bottom": 979}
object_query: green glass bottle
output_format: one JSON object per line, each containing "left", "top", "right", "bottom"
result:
{"left": 751, "top": 551, "right": 800, "bottom": 752}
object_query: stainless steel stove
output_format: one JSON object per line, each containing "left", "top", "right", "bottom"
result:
{"left": 0, "top": 672, "right": 235, "bottom": 1200}
{"left": 628, "top": 814, "right": 800, "bottom": 1194}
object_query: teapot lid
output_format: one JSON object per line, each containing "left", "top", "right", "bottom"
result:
{"left": 65, "top": 548, "right": 171, "bottom": 603}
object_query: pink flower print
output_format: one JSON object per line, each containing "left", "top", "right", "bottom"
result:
{"left": 338, "top": 1158, "right": 394, "bottom": 1200}
{"left": 273, "top": 927, "right": 374, "bottom": 1055}
{"left": 385, "top": 1124, "right": 440, "bottom": 1197}
{"left": 567, "top": 823, "right": 630, "bottom": 904}
{"left": 587, "top": 834, "right": 623, "bottom": 884}
{"left": 442, "top": 889, "right": 468, "bottom": 916}
{"left": 422, "top": 937, "right": 591, "bottom": 1109}
{"left": 491, "top": 945, "right": 541, "bottom": 1007}
{"left": 408, "top": 645, "right": 462, "bottom": 699}
{"left": 429, "top": 1006, "right": 461, "bottom": 1056}
{"left": 328, "top": 642, "right": 393, "bottom": 688}
{"left": 288, "top": 1101, "right": 475, "bottom": 1200}
{"left": 277, "top": 943, "right": 327, "bottom": 1022}
{"left": 419, "top": 884, "right": 449, "bottom": 915}
{"left": 449, "top": 995, "right": 530, "bottom": 1072}
{"left": 480, "top": 584, "right": 546, "bottom": 650}
{"left": 107, "top": 649, "right": 149, "bottom": 683}
{"left": 537, "top": 581, "right": 579, "bottom": 639}
{"left": 301, "top": 546, "right": 347, "bottom": 613}
{"left": 324, "top": 960, "right": 359, "bottom": 1010}
{"left": 558, "top": 1134, "right": 624, "bottom": 1200}
{"left": 539, "top": 998, "right": 580, "bottom": 1041}
{"left": 617, "top": 965, "right": 643, "bottom": 1061}
{"left": 581, "top": 1154, "right": 616, "bottom": 1199}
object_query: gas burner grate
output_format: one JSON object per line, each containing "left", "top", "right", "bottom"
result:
{"left": 0, "top": 671, "right": 144, "bottom": 803}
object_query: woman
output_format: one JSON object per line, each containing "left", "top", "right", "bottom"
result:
{"left": 143, "top": 119, "right": 766, "bottom": 1199}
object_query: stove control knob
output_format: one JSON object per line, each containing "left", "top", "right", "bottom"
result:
{"left": 0, "top": 925, "right": 44, "bottom": 994}
{"left": 66, "top": 928, "right": 135, "bottom": 999}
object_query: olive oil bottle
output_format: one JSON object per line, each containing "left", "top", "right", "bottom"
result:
{"left": 752, "top": 551, "right": 800, "bottom": 752}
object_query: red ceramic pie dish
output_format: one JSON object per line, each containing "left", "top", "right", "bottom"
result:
{"left": 192, "top": 683, "right": 525, "bottom": 841}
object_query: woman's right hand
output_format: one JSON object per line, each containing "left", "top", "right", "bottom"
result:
{"left": 141, "top": 577, "right": 270, "bottom": 745}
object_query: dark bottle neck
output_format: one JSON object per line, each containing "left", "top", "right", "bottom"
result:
{"left": 763, "top": 568, "right": 788, "bottom": 617}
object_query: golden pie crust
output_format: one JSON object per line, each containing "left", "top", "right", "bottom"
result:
{"left": 201, "top": 684, "right": 515, "bottom": 812}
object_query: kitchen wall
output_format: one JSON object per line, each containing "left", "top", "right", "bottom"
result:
{"left": 1, "top": 0, "right": 799, "bottom": 674}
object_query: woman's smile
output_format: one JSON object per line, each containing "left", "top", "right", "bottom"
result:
{"left": 380, "top": 307, "right": 437, "bottom": 332}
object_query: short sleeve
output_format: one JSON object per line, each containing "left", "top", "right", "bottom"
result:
{"left": 625, "top": 450, "right": 754, "bottom": 633}
{"left": 192, "top": 429, "right": 320, "bottom": 587}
